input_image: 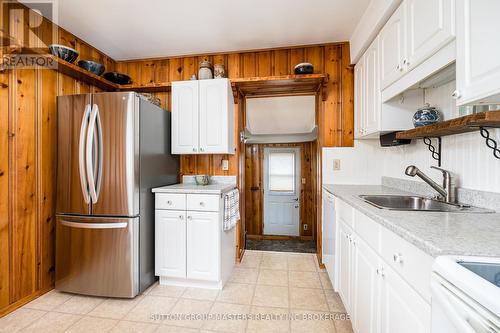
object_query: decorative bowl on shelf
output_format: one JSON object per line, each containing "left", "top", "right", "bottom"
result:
{"left": 48, "top": 44, "right": 79, "bottom": 63}
{"left": 294, "top": 62, "right": 314, "bottom": 75}
{"left": 195, "top": 175, "right": 210, "bottom": 186}
{"left": 413, "top": 104, "right": 442, "bottom": 127}
{"left": 103, "top": 72, "right": 131, "bottom": 84}
{"left": 78, "top": 60, "right": 105, "bottom": 76}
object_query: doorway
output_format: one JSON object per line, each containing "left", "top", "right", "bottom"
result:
{"left": 263, "top": 147, "right": 301, "bottom": 236}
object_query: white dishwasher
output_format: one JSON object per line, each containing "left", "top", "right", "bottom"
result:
{"left": 431, "top": 256, "right": 500, "bottom": 333}
{"left": 322, "top": 189, "right": 336, "bottom": 285}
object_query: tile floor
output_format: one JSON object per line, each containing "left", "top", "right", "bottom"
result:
{"left": 0, "top": 251, "right": 352, "bottom": 333}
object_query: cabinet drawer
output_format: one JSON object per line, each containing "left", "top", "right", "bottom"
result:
{"left": 335, "top": 198, "right": 354, "bottom": 228}
{"left": 354, "top": 210, "right": 380, "bottom": 252}
{"left": 187, "top": 194, "right": 220, "bottom": 212}
{"left": 155, "top": 193, "right": 186, "bottom": 210}
{"left": 380, "top": 227, "right": 433, "bottom": 302}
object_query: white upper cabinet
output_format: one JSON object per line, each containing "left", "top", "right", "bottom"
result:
{"left": 406, "top": 0, "right": 455, "bottom": 72}
{"left": 354, "top": 57, "right": 365, "bottom": 139}
{"left": 172, "top": 79, "right": 235, "bottom": 154}
{"left": 172, "top": 81, "right": 199, "bottom": 154}
{"left": 363, "top": 38, "right": 381, "bottom": 136}
{"left": 456, "top": 0, "right": 500, "bottom": 105}
{"left": 379, "top": 2, "right": 406, "bottom": 89}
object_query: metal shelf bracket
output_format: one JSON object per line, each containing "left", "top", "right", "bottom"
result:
{"left": 422, "top": 137, "right": 442, "bottom": 167}
{"left": 479, "top": 127, "right": 500, "bottom": 160}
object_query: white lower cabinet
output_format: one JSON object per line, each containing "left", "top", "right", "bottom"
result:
{"left": 153, "top": 190, "right": 235, "bottom": 289}
{"left": 186, "top": 211, "right": 219, "bottom": 281}
{"left": 334, "top": 199, "right": 431, "bottom": 333}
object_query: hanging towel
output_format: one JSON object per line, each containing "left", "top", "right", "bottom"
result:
{"left": 223, "top": 189, "right": 240, "bottom": 231}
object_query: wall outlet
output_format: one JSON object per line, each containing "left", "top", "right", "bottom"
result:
{"left": 222, "top": 159, "right": 229, "bottom": 171}
{"left": 333, "top": 159, "right": 341, "bottom": 171}
{"left": 301, "top": 178, "right": 306, "bottom": 184}
{"left": 303, "top": 224, "right": 308, "bottom": 231}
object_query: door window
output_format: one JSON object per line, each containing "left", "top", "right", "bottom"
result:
{"left": 268, "top": 152, "right": 296, "bottom": 192}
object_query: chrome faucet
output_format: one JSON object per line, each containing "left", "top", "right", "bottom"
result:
{"left": 405, "top": 165, "right": 456, "bottom": 203}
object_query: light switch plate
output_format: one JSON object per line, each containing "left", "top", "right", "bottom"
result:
{"left": 222, "top": 159, "right": 229, "bottom": 171}
{"left": 302, "top": 178, "right": 306, "bottom": 184}
{"left": 333, "top": 159, "right": 341, "bottom": 171}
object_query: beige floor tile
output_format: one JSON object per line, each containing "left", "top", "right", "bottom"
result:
{"left": 229, "top": 268, "right": 259, "bottom": 284}
{"left": 0, "top": 308, "right": 46, "bottom": 333}
{"left": 257, "top": 269, "right": 288, "bottom": 286}
{"left": 290, "top": 288, "right": 329, "bottom": 311}
{"left": 289, "top": 271, "right": 322, "bottom": 289}
{"left": 237, "top": 253, "right": 261, "bottom": 269}
{"left": 124, "top": 295, "right": 177, "bottom": 323}
{"left": 157, "top": 326, "right": 199, "bottom": 333}
{"left": 22, "top": 312, "right": 81, "bottom": 333}
{"left": 149, "top": 285, "right": 186, "bottom": 298}
{"left": 53, "top": 295, "right": 105, "bottom": 315}
{"left": 23, "top": 290, "right": 73, "bottom": 311}
{"left": 88, "top": 296, "right": 144, "bottom": 319}
{"left": 334, "top": 317, "right": 354, "bottom": 333}
{"left": 164, "top": 298, "right": 213, "bottom": 328}
{"left": 66, "top": 316, "right": 118, "bottom": 333}
{"left": 216, "top": 283, "right": 255, "bottom": 305}
{"left": 319, "top": 272, "right": 334, "bottom": 290}
{"left": 109, "top": 320, "right": 158, "bottom": 333}
{"left": 287, "top": 254, "right": 316, "bottom": 272}
{"left": 243, "top": 250, "right": 263, "bottom": 257}
{"left": 260, "top": 253, "right": 288, "bottom": 270}
{"left": 324, "top": 290, "right": 346, "bottom": 313}
{"left": 252, "top": 285, "right": 289, "bottom": 308}
{"left": 181, "top": 287, "right": 219, "bottom": 301}
{"left": 290, "top": 310, "right": 336, "bottom": 333}
{"left": 246, "top": 305, "right": 290, "bottom": 333}
{"left": 201, "top": 302, "right": 249, "bottom": 333}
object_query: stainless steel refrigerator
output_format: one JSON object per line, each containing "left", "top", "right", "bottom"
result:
{"left": 55, "top": 92, "right": 179, "bottom": 298}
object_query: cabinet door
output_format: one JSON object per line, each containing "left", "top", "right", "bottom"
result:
{"left": 199, "top": 79, "right": 234, "bottom": 154}
{"left": 354, "top": 58, "right": 365, "bottom": 138}
{"left": 172, "top": 81, "right": 199, "bottom": 154}
{"left": 364, "top": 38, "right": 381, "bottom": 136}
{"left": 338, "top": 221, "right": 352, "bottom": 312}
{"left": 352, "top": 237, "right": 380, "bottom": 333}
{"left": 186, "top": 211, "right": 219, "bottom": 281}
{"left": 456, "top": 0, "right": 500, "bottom": 105}
{"left": 406, "top": 0, "right": 455, "bottom": 71}
{"left": 380, "top": 2, "right": 406, "bottom": 89}
{"left": 380, "top": 265, "right": 430, "bottom": 333}
{"left": 155, "top": 210, "right": 186, "bottom": 278}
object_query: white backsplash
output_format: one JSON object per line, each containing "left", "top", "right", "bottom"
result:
{"left": 323, "top": 80, "right": 500, "bottom": 193}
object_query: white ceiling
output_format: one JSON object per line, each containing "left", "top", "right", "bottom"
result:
{"left": 44, "top": 0, "right": 370, "bottom": 60}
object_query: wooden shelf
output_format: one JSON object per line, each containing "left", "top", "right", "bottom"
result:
{"left": 231, "top": 74, "right": 328, "bottom": 99}
{"left": 396, "top": 111, "right": 500, "bottom": 139}
{"left": 119, "top": 82, "right": 171, "bottom": 92}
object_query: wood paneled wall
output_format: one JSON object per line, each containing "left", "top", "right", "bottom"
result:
{"left": 0, "top": 3, "right": 116, "bottom": 315}
{"left": 116, "top": 43, "right": 354, "bottom": 177}
{"left": 245, "top": 142, "right": 318, "bottom": 239}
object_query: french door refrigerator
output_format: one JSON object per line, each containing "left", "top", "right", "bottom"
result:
{"left": 56, "top": 92, "right": 179, "bottom": 298}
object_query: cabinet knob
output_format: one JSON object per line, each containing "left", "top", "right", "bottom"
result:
{"left": 167, "top": 200, "right": 172, "bottom": 205}
{"left": 199, "top": 147, "right": 205, "bottom": 152}
{"left": 395, "top": 64, "right": 400, "bottom": 71}
{"left": 199, "top": 202, "right": 205, "bottom": 206}
{"left": 393, "top": 253, "right": 404, "bottom": 264}
{"left": 377, "top": 268, "right": 385, "bottom": 277}
{"left": 179, "top": 215, "right": 184, "bottom": 219}
{"left": 451, "top": 90, "right": 461, "bottom": 99}
{"left": 193, "top": 147, "right": 197, "bottom": 152}
{"left": 187, "top": 216, "right": 192, "bottom": 220}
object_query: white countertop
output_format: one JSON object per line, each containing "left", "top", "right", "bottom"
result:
{"left": 323, "top": 184, "right": 500, "bottom": 258}
{"left": 152, "top": 183, "right": 236, "bottom": 194}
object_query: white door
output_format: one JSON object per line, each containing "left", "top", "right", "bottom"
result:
{"left": 379, "top": 1, "right": 406, "bottom": 89}
{"left": 352, "top": 236, "right": 381, "bottom": 333}
{"left": 456, "top": 0, "right": 500, "bottom": 105}
{"left": 406, "top": 0, "right": 455, "bottom": 71}
{"left": 186, "top": 211, "right": 219, "bottom": 281}
{"left": 155, "top": 210, "right": 186, "bottom": 278}
{"left": 354, "top": 58, "right": 365, "bottom": 138}
{"left": 380, "top": 264, "right": 431, "bottom": 333}
{"left": 263, "top": 148, "right": 301, "bottom": 236}
{"left": 199, "top": 79, "right": 233, "bottom": 154}
{"left": 364, "top": 37, "right": 381, "bottom": 136}
{"left": 172, "top": 80, "right": 199, "bottom": 154}
{"left": 338, "top": 221, "right": 352, "bottom": 312}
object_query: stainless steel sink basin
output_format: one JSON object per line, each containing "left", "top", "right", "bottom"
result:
{"left": 359, "top": 195, "right": 493, "bottom": 213}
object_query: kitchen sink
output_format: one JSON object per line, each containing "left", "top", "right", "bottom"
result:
{"left": 359, "top": 195, "right": 493, "bottom": 213}
{"left": 458, "top": 261, "right": 500, "bottom": 287}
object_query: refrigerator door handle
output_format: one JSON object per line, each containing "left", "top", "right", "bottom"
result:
{"left": 86, "top": 104, "right": 98, "bottom": 204}
{"left": 79, "top": 103, "right": 92, "bottom": 204}
{"left": 60, "top": 219, "right": 127, "bottom": 229}
{"left": 95, "top": 104, "right": 103, "bottom": 202}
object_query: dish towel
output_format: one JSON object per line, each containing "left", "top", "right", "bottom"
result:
{"left": 223, "top": 189, "right": 240, "bottom": 231}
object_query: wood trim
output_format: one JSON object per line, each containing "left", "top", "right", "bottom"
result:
{"left": 0, "top": 286, "right": 52, "bottom": 318}
{"left": 246, "top": 234, "right": 314, "bottom": 241}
